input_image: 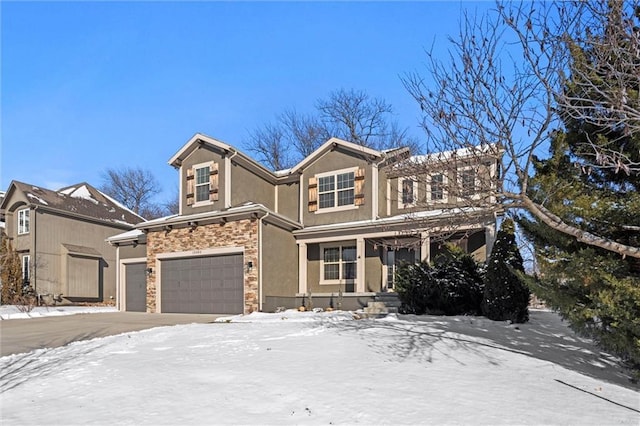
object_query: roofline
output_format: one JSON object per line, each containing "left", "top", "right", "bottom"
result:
{"left": 31, "top": 204, "right": 139, "bottom": 230}
{"left": 289, "top": 137, "right": 383, "bottom": 174}
{"left": 169, "top": 134, "right": 389, "bottom": 181}
{"left": 106, "top": 230, "right": 147, "bottom": 246}
{"left": 136, "top": 203, "right": 302, "bottom": 232}
{"left": 168, "top": 133, "right": 282, "bottom": 184}
{"left": 292, "top": 207, "right": 497, "bottom": 238}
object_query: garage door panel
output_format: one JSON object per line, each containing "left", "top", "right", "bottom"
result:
{"left": 160, "top": 254, "right": 244, "bottom": 314}
{"left": 125, "top": 262, "right": 147, "bottom": 312}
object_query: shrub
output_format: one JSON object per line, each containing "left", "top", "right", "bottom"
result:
{"left": 482, "top": 219, "right": 530, "bottom": 323}
{"left": 395, "top": 244, "right": 484, "bottom": 315}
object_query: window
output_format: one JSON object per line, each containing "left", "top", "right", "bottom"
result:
{"left": 308, "top": 167, "right": 364, "bottom": 213}
{"left": 195, "top": 165, "right": 211, "bottom": 203}
{"left": 399, "top": 178, "right": 417, "bottom": 208}
{"left": 186, "top": 161, "right": 219, "bottom": 206}
{"left": 319, "top": 171, "right": 354, "bottom": 209}
{"left": 321, "top": 245, "right": 357, "bottom": 284}
{"left": 429, "top": 173, "right": 447, "bottom": 202}
{"left": 18, "top": 209, "right": 30, "bottom": 234}
{"left": 461, "top": 168, "right": 476, "bottom": 198}
{"left": 22, "top": 255, "right": 30, "bottom": 283}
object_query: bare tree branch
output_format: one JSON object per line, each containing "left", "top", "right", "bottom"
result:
{"left": 399, "top": 0, "right": 640, "bottom": 258}
{"left": 100, "top": 166, "right": 162, "bottom": 219}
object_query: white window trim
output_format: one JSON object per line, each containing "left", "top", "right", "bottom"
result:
{"left": 192, "top": 161, "right": 215, "bottom": 207}
{"left": 314, "top": 167, "right": 359, "bottom": 214}
{"left": 397, "top": 176, "right": 418, "bottom": 209}
{"left": 17, "top": 208, "right": 30, "bottom": 235}
{"left": 427, "top": 173, "right": 448, "bottom": 203}
{"left": 319, "top": 242, "right": 357, "bottom": 285}
{"left": 458, "top": 166, "right": 482, "bottom": 201}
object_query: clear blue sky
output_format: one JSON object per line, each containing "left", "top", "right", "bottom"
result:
{"left": 2, "top": 1, "right": 494, "bottom": 205}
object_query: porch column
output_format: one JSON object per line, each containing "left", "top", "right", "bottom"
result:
{"left": 298, "top": 242, "right": 307, "bottom": 294}
{"left": 356, "top": 237, "right": 365, "bottom": 293}
{"left": 420, "top": 232, "right": 430, "bottom": 263}
{"left": 485, "top": 223, "right": 497, "bottom": 260}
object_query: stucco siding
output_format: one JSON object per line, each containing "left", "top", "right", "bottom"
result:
{"left": 364, "top": 241, "right": 383, "bottom": 293}
{"left": 276, "top": 182, "right": 299, "bottom": 221}
{"left": 302, "top": 149, "right": 372, "bottom": 227}
{"left": 230, "top": 163, "right": 275, "bottom": 209}
{"left": 261, "top": 223, "right": 297, "bottom": 298}
{"left": 33, "top": 211, "right": 122, "bottom": 300}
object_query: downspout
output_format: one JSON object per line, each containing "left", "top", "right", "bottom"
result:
{"left": 115, "top": 244, "right": 121, "bottom": 311}
{"left": 225, "top": 149, "right": 239, "bottom": 208}
{"left": 32, "top": 206, "right": 38, "bottom": 294}
{"left": 373, "top": 156, "right": 387, "bottom": 220}
{"left": 258, "top": 210, "right": 270, "bottom": 312}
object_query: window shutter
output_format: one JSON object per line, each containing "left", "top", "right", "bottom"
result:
{"left": 186, "top": 167, "right": 195, "bottom": 206}
{"left": 308, "top": 176, "right": 318, "bottom": 212}
{"left": 355, "top": 167, "right": 365, "bottom": 206}
{"left": 209, "top": 162, "right": 219, "bottom": 202}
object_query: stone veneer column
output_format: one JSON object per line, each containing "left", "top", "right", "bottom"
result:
{"left": 145, "top": 218, "right": 259, "bottom": 313}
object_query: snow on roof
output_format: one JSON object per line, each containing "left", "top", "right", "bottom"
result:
{"left": 9, "top": 181, "right": 143, "bottom": 227}
{"left": 27, "top": 193, "right": 49, "bottom": 205}
{"left": 296, "top": 207, "right": 488, "bottom": 234}
{"left": 66, "top": 184, "right": 99, "bottom": 204}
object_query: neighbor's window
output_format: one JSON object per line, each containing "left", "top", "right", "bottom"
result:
{"left": 460, "top": 168, "right": 476, "bottom": 198}
{"left": 322, "top": 245, "right": 357, "bottom": 283}
{"left": 399, "top": 178, "right": 417, "bottom": 208}
{"left": 318, "top": 170, "right": 355, "bottom": 210}
{"left": 18, "top": 209, "right": 30, "bottom": 235}
{"left": 430, "top": 173, "right": 446, "bottom": 201}
{"left": 22, "top": 255, "right": 30, "bottom": 283}
{"left": 195, "top": 165, "right": 211, "bottom": 203}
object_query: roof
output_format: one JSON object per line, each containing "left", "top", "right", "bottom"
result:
{"left": 136, "top": 202, "right": 302, "bottom": 232}
{"left": 169, "top": 133, "right": 406, "bottom": 181}
{"left": 293, "top": 207, "right": 495, "bottom": 238}
{"left": 1, "top": 181, "right": 145, "bottom": 227}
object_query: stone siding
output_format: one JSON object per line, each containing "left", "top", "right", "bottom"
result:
{"left": 145, "top": 219, "right": 259, "bottom": 313}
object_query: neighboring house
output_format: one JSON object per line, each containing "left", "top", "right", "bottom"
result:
{"left": 0, "top": 181, "right": 145, "bottom": 304}
{"left": 109, "top": 133, "right": 500, "bottom": 314}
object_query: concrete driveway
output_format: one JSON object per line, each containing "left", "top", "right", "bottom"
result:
{"left": 0, "top": 312, "right": 223, "bottom": 357}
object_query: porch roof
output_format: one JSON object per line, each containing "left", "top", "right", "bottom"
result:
{"left": 293, "top": 207, "right": 494, "bottom": 238}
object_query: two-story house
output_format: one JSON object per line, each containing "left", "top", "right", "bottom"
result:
{"left": 109, "top": 133, "right": 500, "bottom": 314}
{"left": 1, "top": 181, "right": 145, "bottom": 304}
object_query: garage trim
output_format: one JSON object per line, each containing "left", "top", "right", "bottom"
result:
{"left": 155, "top": 246, "right": 245, "bottom": 313}
{"left": 119, "top": 257, "right": 147, "bottom": 312}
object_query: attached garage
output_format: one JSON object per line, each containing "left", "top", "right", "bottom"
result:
{"left": 159, "top": 253, "right": 244, "bottom": 314}
{"left": 124, "top": 262, "right": 147, "bottom": 312}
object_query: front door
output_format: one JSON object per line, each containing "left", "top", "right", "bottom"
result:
{"left": 385, "top": 247, "right": 418, "bottom": 290}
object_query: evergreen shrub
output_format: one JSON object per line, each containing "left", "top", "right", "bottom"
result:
{"left": 482, "top": 219, "right": 530, "bottom": 323}
{"left": 395, "top": 244, "right": 484, "bottom": 315}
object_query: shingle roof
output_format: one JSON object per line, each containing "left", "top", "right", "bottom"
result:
{"left": 9, "top": 181, "right": 144, "bottom": 227}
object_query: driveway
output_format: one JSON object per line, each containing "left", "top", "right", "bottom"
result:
{"left": 0, "top": 312, "right": 223, "bottom": 357}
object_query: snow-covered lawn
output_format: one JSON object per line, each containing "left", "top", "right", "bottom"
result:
{"left": 1, "top": 309, "right": 638, "bottom": 425}
{"left": 0, "top": 305, "right": 116, "bottom": 320}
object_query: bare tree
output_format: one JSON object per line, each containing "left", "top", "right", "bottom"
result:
{"left": 280, "top": 109, "right": 330, "bottom": 158}
{"left": 245, "top": 123, "right": 291, "bottom": 171}
{"left": 244, "top": 88, "right": 421, "bottom": 170}
{"left": 400, "top": 0, "right": 640, "bottom": 258}
{"left": 100, "top": 167, "right": 162, "bottom": 218}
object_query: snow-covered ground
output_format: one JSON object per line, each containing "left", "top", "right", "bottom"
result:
{"left": 1, "top": 308, "right": 638, "bottom": 425}
{"left": 0, "top": 305, "right": 116, "bottom": 320}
